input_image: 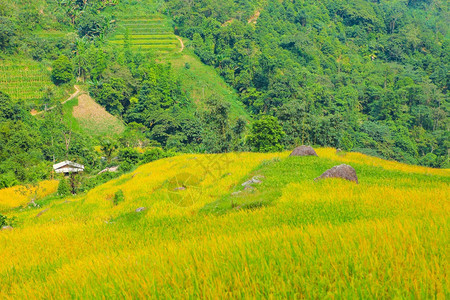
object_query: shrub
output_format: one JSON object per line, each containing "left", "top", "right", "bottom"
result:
{"left": 247, "top": 116, "right": 285, "bottom": 152}
{"left": 119, "top": 147, "right": 141, "bottom": 164}
{"left": 0, "top": 214, "right": 15, "bottom": 227}
{"left": 0, "top": 214, "right": 7, "bottom": 227}
{"left": 113, "top": 190, "right": 125, "bottom": 206}
{"left": 120, "top": 161, "right": 133, "bottom": 172}
{"left": 51, "top": 55, "right": 73, "bottom": 85}
{"left": 57, "top": 177, "right": 71, "bottom": 197}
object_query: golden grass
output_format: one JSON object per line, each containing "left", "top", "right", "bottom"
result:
{"left": 0, "top": 180, "right": 58, "bottom": 211}
{"left": 317, "top": 147, "right": 450, "bottom": 176}
{"left": 0, "top": 150, "right": 448, "bottom": 298}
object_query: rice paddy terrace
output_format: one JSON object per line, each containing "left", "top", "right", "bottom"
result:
{"left": 1, "top": 149, "right": 449, "bottom": 298}
{"left": 0, "top": 59, "right": 54, "bottom": 102}
{"left": 109, "top": 14, "right": 181, "bottom": 53}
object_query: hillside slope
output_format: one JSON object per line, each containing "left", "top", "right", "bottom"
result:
{"left": 70, "top": 92, "right": 125, "bottom": 137}
{"left": 106, "top": 1, "right": 250, "bottom": 121}
{"left": 164, "top": 0, "right": 449, "bottom": 166}
{"left": 169, "top": 50, "right": 250, "bottom": 121}
{"left": 1, "top": 149, "right": 448, "bottom": 298}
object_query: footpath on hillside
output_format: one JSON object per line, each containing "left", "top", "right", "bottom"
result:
{"left": 31, "top": 85, "right": 81, "bottom": 115}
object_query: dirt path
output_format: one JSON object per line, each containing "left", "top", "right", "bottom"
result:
{"left": 248, "top": 10, "right": 261, "bottom": 24}
{"left": 32, "top": 85, "right": 82, "bottom": 116}
{"left": 176, "top": 36, "right": 185, "bottom": 53}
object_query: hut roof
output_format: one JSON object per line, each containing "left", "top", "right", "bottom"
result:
{"left": 53, "top": 161, "right": 84, "bottom": 173}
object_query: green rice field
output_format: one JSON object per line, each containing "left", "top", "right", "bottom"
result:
{"left": 109, "top": 15, "right": 181, "bottom": 53}
{"left": 0, "top": 59, "right": 54, "bottom": 102}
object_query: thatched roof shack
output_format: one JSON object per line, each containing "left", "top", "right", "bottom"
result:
{"left": 53, "top": 161, "right": 84, "bottom": 174}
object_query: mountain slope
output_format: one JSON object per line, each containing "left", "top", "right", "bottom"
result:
{"left": 164, "top": 0, "right": 449, "bottom": 167}
{"left": 1, "top": 149, "right": 448, "bottom": 298}
{"left": 70, "top": 92, "right": 125, "bottom": 137}
{"left": 169, "top": 50, "right": 251, "bottom": 121}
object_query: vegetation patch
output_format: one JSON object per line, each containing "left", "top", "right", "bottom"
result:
{"left": 109, "top": 13, "right": 181, "bottom": 53}
{"left": 72, "top": 93, "right": 125, "bottom": 136}
{"left": 169, "top": 51, "right": 250, "bottom": 121}
{"left": 0, "top": 59, "right": 54, "bottom": 103}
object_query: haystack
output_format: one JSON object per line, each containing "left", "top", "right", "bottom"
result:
{"left": 290, "top": 145, "right": 318, "bottom": 157}
{"left": 315, "top": 164, "right": 358, "bottom": 183}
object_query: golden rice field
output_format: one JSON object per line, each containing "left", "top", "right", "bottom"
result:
{"left": 0, "top": 180, "right": 58, "bottom": 212}
{"left": 0, "top": 149, "right": 449, "bottom": 298}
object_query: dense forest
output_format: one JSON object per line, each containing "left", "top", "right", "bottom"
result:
{"left": 0, "top": 0, "right": 448, "bottom": 189}
{"left": 163, "top": 0, "right": 449, "bottom": 166}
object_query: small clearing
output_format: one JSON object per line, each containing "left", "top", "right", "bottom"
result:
{"left": 222, "top": 19, "right": 235, "bottom": 27}
{"left": 248, "top": 10, "right": 261, "bottom": 24}
{"left": 73, "top": 93, "right": 125, "bottom": 136}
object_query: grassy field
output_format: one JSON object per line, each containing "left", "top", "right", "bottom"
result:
{"left": 59, "top": 91, "right": 125, "bottom": 138}
{"left": 1, "top": 149, "right": 448, "bottom": 298}
{"left": 169, "top": 50, "right": 250, "bottom": 121}
{"left": 0, "top": 180, "right": 58, "bottom": 212}
{"left": 72, "top": 93, "right": 125, "bottom": 137}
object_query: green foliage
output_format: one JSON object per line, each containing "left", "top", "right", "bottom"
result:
{"left": 247, "top": 116, "right": 285, "bottom": 152}
{"left": 51, "top": 55, "right": 73, "bottom": 85}
{"left": 0, "top": 213, "right": 14, "bottom": 227}
{"left": 0, "top": 214, "right": 7, "bottom": 227}
{"left": 0, "top": 17, "right": 16, "bottom": 52}
{"left": 142, "top": 147, "right": 175, "bottom": 164}
{"left": 0, "top": 92, "right": 49, "bottom": 188}
{"left": 76, "top": 12, "right": 108, "bottom": 38}
{"left": 100, "top": 139, "right": 118, "bottom": 163}
{"left": 113, "top": 189, "right": 125, "bottom": 206}
{"left": 118, "top": 147, "right": 140, "bottom": 165}
{"left": 165, "top": 0, "right": 449, "bottom": 167}
{"left": 57, "top": 177, "right": 70, "bottom": 197}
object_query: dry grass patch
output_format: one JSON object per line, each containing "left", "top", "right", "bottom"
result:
{"left": 73, "top": 94, "right": 125, "bottom": 136}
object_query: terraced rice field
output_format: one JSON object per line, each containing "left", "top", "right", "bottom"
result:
{"left": 35, "top": 30, "right": 68, "bottom": 39}
{"left": 1, "top": 149, "right": 449, "bottom": 298}
{"left": 0, "top": 60, "right": 53, "bottom": 101}
{"left": 109, "top": 15, "right": 181, "bottom": 53}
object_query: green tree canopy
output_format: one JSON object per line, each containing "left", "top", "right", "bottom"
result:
{"left": 247, "top": 116, "right": 285, "bottom": 152}
{"left": 51, "top": 55, "right": 73, "bottom": 85}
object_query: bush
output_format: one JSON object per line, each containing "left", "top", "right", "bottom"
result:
{"left": 57, "top": 177, "right": 71, "bottom": 196}
{"left": 113, "top": 190, "right": 125, "bottom": 206}
{"left": 0, "top": 214, "right": 15, "bottom": 227}
{"left": 420, "top": 152, "right": 438, "bottom": 168}
{"left": 119, "top": 147, "right": 141, "bottom": 164}
{"left": 142, "top": 147, "right": 175, "bottom": 164}
{"left": 51, "top": 55, "right": 73, "bottom": 85}
{"left": 247, "top": 116, "right": 285, "bottom": 152}
{"left": 119, "top": 161, "right": 133, "bottom": 172}
{"left": 0, "top": 214, "right": 7, "bottom": 227}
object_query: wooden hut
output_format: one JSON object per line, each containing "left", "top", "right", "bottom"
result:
{"left": 53, "top": 161, "right": 84, "bottom": 175}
